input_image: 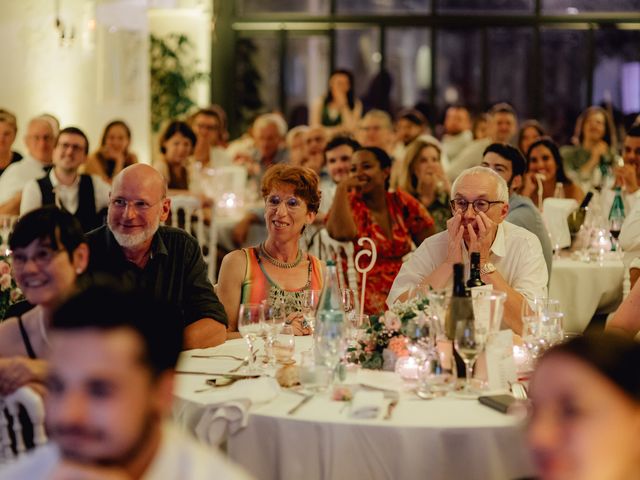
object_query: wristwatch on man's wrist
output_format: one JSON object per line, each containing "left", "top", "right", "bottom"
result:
{"left": 480, "top": 262, "right": 497, "bottom": 276}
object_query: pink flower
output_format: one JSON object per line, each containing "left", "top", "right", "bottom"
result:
{"left": 387, "top": 336, "right": 409, "bottom": 357}
{"left": 0, "top": 274, "right": 11, "bottom": 291}
{"left": 0, "top": 261, "right": 10, "bottom": 276}
{"left": 383, "top": 311, "right": 401, "bottom": 332}
{"left": 10, "top": 288, "right": 22, "bottom": 303}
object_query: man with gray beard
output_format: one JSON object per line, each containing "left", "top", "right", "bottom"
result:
{"left": 86, "top": 164, "right": 227, "bottom": 348}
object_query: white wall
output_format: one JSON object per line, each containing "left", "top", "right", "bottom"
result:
{"left": 0, "top": 0, "right": 211, "bottom": 165}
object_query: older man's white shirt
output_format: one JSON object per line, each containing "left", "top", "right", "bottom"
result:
{"left": 0, "top": 156, "right": 48, "bottom": 203}
{"left": 387, "top": 221, "right": 548, "bottom": 306}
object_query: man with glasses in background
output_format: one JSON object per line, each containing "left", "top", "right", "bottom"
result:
{"left": 388, "top": 166, "right": 547, "bottom": 334}
{"left": 86, "top": 164, "right": 228, "bottom": 348}
{"left": 20, "top": 127, "right": 110, "bottom": 232}
{"left": 0, "top": 115, "right": 57, "bottom": 214}
{"left": 190, "top": 107, "right": 232, "bottom": 169}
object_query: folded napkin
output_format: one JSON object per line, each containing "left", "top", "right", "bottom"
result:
{"left": 543, "top": 198, "right": 579, "bottom": 249}
{"left": 349, "top": 390, "right": 386, "bottom": 419}
{"left": 173, "top": 377, "right": 280, "bottom": 447}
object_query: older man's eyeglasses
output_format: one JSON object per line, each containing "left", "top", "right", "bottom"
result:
{"left": 450, "top": 198, "right": 504, "bottom": 214}
{"left": 265, "top": 195, "right": 303, "bottom": 211}
{"left": 110, "top": 198, "right": 162, "bottom": 212}
{"left": 12, "top": 248, "right": 65, "bottom": 269}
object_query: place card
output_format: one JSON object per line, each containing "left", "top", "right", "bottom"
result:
{"left": 485, "top": 330, "right": 517, "bottom": 391}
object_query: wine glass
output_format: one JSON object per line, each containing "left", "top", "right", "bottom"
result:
{"left": 341, "top": 288, "right": 356, "bottom": 321}
{"left": 454, "top": 319, "right": 486, "bottom": 395}
{"left": 610, "top": 216, "right": 624, "bottom": 252}
{"left": 301, "top": 289, "right": 321, "bottom": 332}
{"left": 237, "top": 303, "right": 264, "bottom": 374}
{"left": 0, "top": 215, "right": 16, "bottom": 255}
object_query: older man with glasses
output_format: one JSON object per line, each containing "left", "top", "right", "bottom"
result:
{"left": 0, "top": 116, "right": 56, "bottom": 214}
{"left": 387, "top": 166, "right": 547, "bottom": 334}
{"left": 85, "top": 163, "right": 228, "bottom": 348}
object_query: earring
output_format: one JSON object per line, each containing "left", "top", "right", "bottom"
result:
{"left": 76, "top": 268, "right": 83, "bottom": 274}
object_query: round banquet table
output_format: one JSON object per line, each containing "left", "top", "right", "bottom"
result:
{"left": 548, "top": 255, "right": 624, "bottom": 333}
{"left": 174, "top": 338, "right": 536, "bottom": 480}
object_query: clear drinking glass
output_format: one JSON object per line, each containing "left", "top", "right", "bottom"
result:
{"left": 237, "top": 303, "right": 264, "bottom": 374}
{"left": 417, "top": 349, "right": 456, "bottom": 399}
{"left": 426, "top": 289, "right": 451, "bottom": 339}
{"left": 301, "top": 289, "right": 322, "bottom": 332}
{"left": 314, "top": 321, "right": 347, "bottom": 385}
{"left": 273, "top": 324, "right": 295, "bottom": 364}
{"left": 262, "top": 299, "right": 286, "bottom": 366}
{"left": 298, "top": 350, "right": 330, "bottom": 392}
{"left": 454, "top": 319, "right": 486, "bottom": 394}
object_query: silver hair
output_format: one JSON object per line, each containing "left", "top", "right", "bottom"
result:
{"left": 451, "top": 166, "right": 509, "bottom": 203}
{"left": 254, "top": 113, "right": 288, "bottom": 138}
{"left": 361, "top": 109, "right": 393, "bottom": 130}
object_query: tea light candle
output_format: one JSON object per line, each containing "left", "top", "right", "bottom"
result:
{"left": 395, "top": 356, "right": 420, "bottom": 381}
{"left": 217, "top": 193, "right": 243, "bottom": 217}
{"left": 512, "top": 345, "right": 528, "bottom": 369}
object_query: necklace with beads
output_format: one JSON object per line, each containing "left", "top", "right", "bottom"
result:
{"left": 259, "top": 242, "right": 303, "bottom": 269}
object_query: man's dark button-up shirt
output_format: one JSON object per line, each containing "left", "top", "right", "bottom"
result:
{"left": 87, "top": 225, "right": 227, "bottom": 327}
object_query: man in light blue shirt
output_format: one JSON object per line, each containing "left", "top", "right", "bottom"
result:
{"left": 481, "top": 143, "right": 553, "bottom": 277}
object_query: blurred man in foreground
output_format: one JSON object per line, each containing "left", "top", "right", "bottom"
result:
{"left": 0, "top": 286, "right": 251, "bottom": 480}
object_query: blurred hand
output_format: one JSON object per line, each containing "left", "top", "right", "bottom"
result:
{"left": 0, "top": 358, "right": 48, "bottom": 395}
{"left": 286, "top": 312, "right": 311, "bottom": 336}
{"left": 614, "top": 164, "right": 639, "bottom": 193}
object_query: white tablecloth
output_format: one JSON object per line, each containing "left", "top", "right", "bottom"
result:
{"left": 174, "top": 339, "right": 536, "bottom": 480}
{"left": 549, "top": 256, "right": 624, "bottom": 333}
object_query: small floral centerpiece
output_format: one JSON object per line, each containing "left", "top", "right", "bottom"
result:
{"left": 348, "top": 296, "right": 432, "bottom": 370}
{"left": 0, "top": 254, "right": 22, "bottom": 320}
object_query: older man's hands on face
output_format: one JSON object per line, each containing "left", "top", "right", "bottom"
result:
{"left": 445, "top": 211, "right": 464, "bottom": 265}
{"left": 466, "top": 211, "right": 498, "bottom": 265}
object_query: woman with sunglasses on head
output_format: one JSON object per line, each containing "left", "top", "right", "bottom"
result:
{"left": 527, "top": 333, "right": 640, "bottom": 480}
{"left": 217, "top": 164, "right": 324, "bottom": 337}
{"left": 326, "top": 146, "right": 435, "bottom": 315}
{"left": 0, "top": 206, "right": 89, "bottom": 395}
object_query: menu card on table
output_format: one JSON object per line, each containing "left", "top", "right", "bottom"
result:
{"left": 485, "top": 330, "right": 517, "bottom": 391}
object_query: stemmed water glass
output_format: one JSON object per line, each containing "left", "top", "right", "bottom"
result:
{"left": 301, "top": 289, "right": 321, "bottom": 332}
{"left": 454, "top": 319, "right": 486, "bottom": 395}
{"left": 0, "top": 215, "right": 16, "bottom": 255}
{"left": 237, "top": 303, "right": 264, "bottom": 374}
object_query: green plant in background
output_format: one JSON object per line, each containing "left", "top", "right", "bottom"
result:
{"left": 233, "top": 37, "right": 265, "bottom": 137}
{"left": 149, "top": 33, "right": 209, "bottom": 132}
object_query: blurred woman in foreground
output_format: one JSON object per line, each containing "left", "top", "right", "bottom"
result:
{"left": 528, "top": 333, "right": 640, "bottom": 480}
{"left": 0, "top": 207, "right": 88, "bottom": 394}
